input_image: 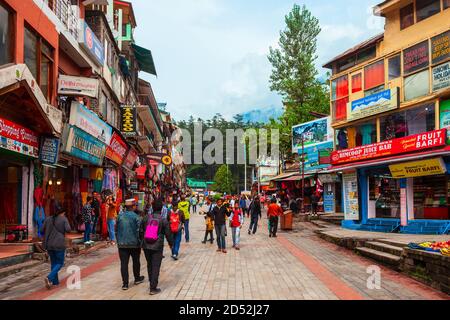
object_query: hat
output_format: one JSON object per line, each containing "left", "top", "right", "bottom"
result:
{"left": 125, "top": 199, "right": 136, "bottom": 206}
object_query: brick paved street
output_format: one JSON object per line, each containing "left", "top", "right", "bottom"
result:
{"left": 1, "top": 208, "right": 446, "bottom": 301}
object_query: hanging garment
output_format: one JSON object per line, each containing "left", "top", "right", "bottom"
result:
{"left": 100, "top": 202, "right": 108, "bottom": 240}
{"left": 347, "top": 127, "right": 357, "bottom": 148}
{"left": 81, "top": 192, "right": 89, "bottom": 206}
{"left": 88, "top": 180, "right": 94, "bottom": 194}
{"left": 79, "top": 179, "right": 88, "bottom": 192}
{"left": 93, "top": 180, "right": 103, "bottom": 193}
{"left": 34, "top": 206, "right": 46, "bottom": 238}
{"left": 361, "top": 124, "right": 374, "bottom": 146}
{"left": 82, "top": 168, "right": 90, "bottom": 179}
{"left": 337, "top": 130, "right": 348, "bottom": 149}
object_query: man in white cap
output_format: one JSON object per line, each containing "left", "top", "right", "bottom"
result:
{"left": 116, "top": 198, "right": 144, "bottom": 290}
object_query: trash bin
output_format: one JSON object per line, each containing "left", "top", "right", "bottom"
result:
{"left": 281, "top": 210, "right": 293, "bottom": 230}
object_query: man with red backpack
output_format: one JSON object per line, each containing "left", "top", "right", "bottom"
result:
{"left": 168, "top": 201, "right": 185, "bottom": 260}
{"left": 230, "top": 202, "right": 244, "bottom": 250}
{"left": 139, "top": 198, "right": 174, "bottom": 295}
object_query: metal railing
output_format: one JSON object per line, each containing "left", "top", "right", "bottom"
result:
{"left": 47, "top": 0, "right": 80, "bottom": 40}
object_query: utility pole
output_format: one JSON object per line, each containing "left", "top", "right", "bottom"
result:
{"left": 244, "top": 143, "right": 247, "bottom": 192}
{"left": 301, "top": 135, "right": 305, "bottom": 214}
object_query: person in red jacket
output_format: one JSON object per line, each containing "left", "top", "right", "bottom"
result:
{"left": 267, "top": 198, "right": 283, "bottom": 238}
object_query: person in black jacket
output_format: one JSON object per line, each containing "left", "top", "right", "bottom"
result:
{"left": 140, "top": 198, "right": 174, "bottom": 295}
{"left": 248, "top": 196, "right": 262, "bottom": 235}
{"left": 211, "top": 198, "right": 231, "bottom": 253}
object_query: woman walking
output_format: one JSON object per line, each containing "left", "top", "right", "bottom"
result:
{"left": 42, "top": 207, "right": 71, "bottom": 289}
{"left": 106, "top": 196, "right": 118, "bottom": 245}
{"left": 230, "top": 202, "right": 243, "bottom": 250}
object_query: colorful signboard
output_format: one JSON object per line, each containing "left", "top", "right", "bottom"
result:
{"left": 347, "top": 88, "right": 399, "bottom": 121}
{"left": 403, "top": 40, "right": 429, "bottom": 76}
{"left": 389, "top": 158, "right": 447, "bottom": 178}
{"left": 120, "top": 105, "right": 137, "bottom": 136}
{"left": 343, "top": 172, "right": 359, "bottom": 220}
{"left": 80, "top": 22, "right": 104, "bottom": 66}
{"left": 431, "top": 31, "right": 450, "bottom": 65}
{"left": 123, "top": 147, "right": 138, "bottom": 170}
{"left": 440, "top": 100, "right": 450, "bottom": 144}
{"left": 62, "top": 125, "right": 107, "bottom": 166}
{"left": 323, "top": 192, "right": 335, "bottom": 214}
{"left": 39, "top": 137, "right": 60, "bottom": 165}
{"left": 0, "top": 117, "right": 39, "bottom": 157}
{"left": 292, "top": 117, "right": 333, "bottom": 153}
{"left": 432, "top": 61, "right": 450, "bottom": 92}
{"left": 69, "top": 101, "right": 112, "bottom": 144}
{"left": 299, "top": 141, "right": 333, "bottom": 171}
{"left": 105, "top": 132, "right": 128, "bottom": 165}
{"left": 331, "top": 129, "right": 446, "bottom": 165}
{"left": 58, "top": 75, "right": 99, "bottom": 98}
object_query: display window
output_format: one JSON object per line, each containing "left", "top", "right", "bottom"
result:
{"left": 364, "top": 60, "right": 385, "bottom": 91}
{"left": 337, "top": 120, "right": 376, "bottom": 150}
{"left": 369, "top": 175, "right": 401, "bottom": 219}
{"left": 352, "top": 73, "right": 362, "bottom": 93}
{"left": 413, "top": 175, "right": 449, "bottom": 220}
{"left": 404, "top": 69, "right": 430, "bottom": 101}
{"left": 416, "top": 0, "right": 441, "bottom": 23}
{"left": 332, "top": 75, "right": 349, "bottom": 121}
{"left": 400, "top": 3, "right": 414, "bottom": 30}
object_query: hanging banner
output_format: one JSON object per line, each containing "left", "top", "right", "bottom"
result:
{"left": 40, "top": 137, "right": 60, "bottom": 165}
{"left": 431, "top": 31, "right": 450, "bottom": 65}
{"left": 123, "top": 147, "right": 138, "bottom": 170}
{"left": 69, "top": 101, "right": 112, "bottom": 144}
{"left": 403, "top": 40, "right": 430, "bottom": 76}
{"left": 58, "top": 75, "right": 99, "bottom": 98}
{"left": 343, "top": 172, "right": 359, "bottom": 220}
{"left": 389, "top": 158, "right": 447, "bottom": 178}
{"left": 0, "top": 117, "right": 39, "bottom": 157}
{"left": 331, "top": 129, "right": 446, "bottom": 165}
{"left": 105, "top": 132, "right": 128, "bottom": 165}
{"left": 62, "top": 125, "right": 107, "bottom": 166}
{"left": 347, "top": 88, "right": 399, "bottom": 121}
{"left": 432, "top": 61, "right": 450, "bottom": 92}
{"left": 121, "top": 105, "right": 137, "bottom": 136}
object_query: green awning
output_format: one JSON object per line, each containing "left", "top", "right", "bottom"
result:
{"left": 131, "top": 44, "right": 157, "bottom": 76}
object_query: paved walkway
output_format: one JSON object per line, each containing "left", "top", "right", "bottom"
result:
{"left": 3, "top": 209, "right": 449, "bottom": 300}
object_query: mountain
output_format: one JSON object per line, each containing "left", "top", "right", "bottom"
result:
{"left": 239, "top": 106, "right": 283, "bottom": 124}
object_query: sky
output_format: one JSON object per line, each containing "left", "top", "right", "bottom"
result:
{"left": 133, "top": 0, "right": 385, "bottom": 121}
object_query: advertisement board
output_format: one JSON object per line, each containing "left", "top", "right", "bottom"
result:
{"left": 432, "top": 61, "right": 450, "bottom": 92}
{"left": 123, "top": 147, "right": 138, "bottom": 170}
{"left": 403, "top": 40, "right": 429, "bottom": 76}
{"left": 347, "top": 88, "right": 399, "bottom": 121}
{"left": 331, "top": 129, "right": 446, "bottom": 165}
{"left": 431, "top": 31, "right": 450, "bottom": 65}
{"left": 0, "top": 117, "right": 39, "bottom": 158}
{"left": 69, "top": 101, "right": 112, "bottom": 144}
{"left": 105, "top": 132, "right": 128, "bottom": 165}
{"left": 343, "top": 172, "right": 359, "bottom": 221}
{"left": 299, "top": 141, "right": 333, "bottom": 171}
{"left": 121, "top": 105, "right": 137, "bottom": 136}
{"left": 58, "top": 75, "right": 99, "bottom": 98}
{"left": 62, "top": 125, "right": 107, "bottom": 166}
{"left": 40, "top": 137, "right": 60, "bottom": 165}
{"left": 80, "top": 21, "right": 104, "bottom": 66}
{"left": 389, "top": 158, "right": 447, "bottom": 178}
{"left": 440, "top": 100, "right": 450, "bottom": 144}
{"left": 292, "top": 117, "right": 332, "bottom": 153}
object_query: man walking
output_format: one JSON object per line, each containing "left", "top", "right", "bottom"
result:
{"left": 169, "top": 201, "right": 185, "bottom": 260}
{"left": 248, "top": 196, "right": 262, "bottom": 235}
{"left": 178, "top": 195, "right": 190, "bottom": 243}
{"left": 91, "top": 192, "right": 101, "bottom": 237}
{"left": 140, "top": 198, "right": 174, "bottom": 295}
{"left": 82, "top": 196, "right": 94, "bottom": 245}
{"left": 211, "top": 198, "right": 231, "bottom": 253}
{"left": 116, "top": 199, "right": 145, "bottom": 290}
{"left": 267, "top": 198, "right": 283, "bottom": 237}
{"left": 239, "top": 195, "right": 247, "bottom": 217}
{"left": 190, "top": 195, "right": 198, "bottom": 214}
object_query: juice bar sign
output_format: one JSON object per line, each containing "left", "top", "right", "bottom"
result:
{"left": 331, "top": 129, "right": 446, "bottom": 165}
{"left": 0, "top": 117, "right": 39, "bottom": 157}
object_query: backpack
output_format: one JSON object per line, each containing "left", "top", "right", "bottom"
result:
{"left": 169, "top": 210, "right": 182, "bottom": 233}
{"left": 144, "top": 214, "right": 160, "bottom": 244}
{"left": 231, "top": 210, "right": 241, "bottom": 228}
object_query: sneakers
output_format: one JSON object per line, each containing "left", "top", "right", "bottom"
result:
{"left": 222, "top": 249, "right": 227, "bottom": 254}
{"left": 134, "top": 276, "right": 145, "bottom": 285}
{"left": 201, "top": 240, "right": 206, "bottom": 244}
{"left": 235, "top": 246, "right": 240, "bottom": 250}
{"left": 44, "top": 277, "right": 52, "bottom": 290}
{"left": 248, "top": 230, "right": 251, "bottom": 235}
{"left": 122, "top": 284, "right": 129, "bottom": 290}
{"left": 150, "top": 288, "right": 161, "bottom": 295}
{"left": 171, "top": 254, "right": 178, "bottom": 261}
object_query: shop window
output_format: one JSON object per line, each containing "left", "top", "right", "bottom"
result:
{"left": 337, "top": 121, "right": 376, "bottom": 150}
{"left": 352, "top": 73, "right": 362, "bottom": 93}
{"left": 331, "top": 75, "right": 348, "bottom": 121}
{"left": 388, "top": 55, "right": 401, "bottom": 80}
{"left": 0, "top": 3, "right": 13, "bottom": 65}
{"left": 369, "top": 175, "right": 401, "bottom": 219}
{"left": 336, "top": 129, "right": 348, "bottom": 150}
{"left": 400, "top": 3, "right": 414, "bottom": 30}
{"left": 413, "top": 175, "right": 449, "bottom": 220}
{"left": 380, "top": 103, "right": 435, "bottom": 141}
{"left": 333, "top": 98, "right": 348, "bottom": 122}
{"left": 404, "top": 69, "right": 430, "bottom": 101}
{"left": 416, "top": 0, "right": 441, "bottom": 23}
{"left": 100, "top": 91, "right": 107, "bottom": 119}
{"left": 357, "top": 46, "right": 376, "bottom": 64}
{"left": 364, "top": 60, "right": 385, "bottom": 91}
{"left": 24, "top": 28, "right": 38, "bottom": 80}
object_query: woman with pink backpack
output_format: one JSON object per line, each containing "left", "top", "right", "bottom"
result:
{"left": 229, "top": 202, "right": 244, "bottom": 250}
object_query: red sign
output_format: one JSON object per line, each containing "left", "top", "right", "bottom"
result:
{"left": 0, "top": 117, "right": 39, "bottom": 157}
{"left": 106, "top": 132, "right": 128, "bottom": 165}
{"left": 331, "top": 129, "right": 446, "bottom": 165}
{"left": 123, "top": 147, "right": 138, "bottom": 170}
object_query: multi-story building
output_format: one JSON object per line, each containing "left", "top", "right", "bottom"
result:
{"left": 325, "top": 0, "right": 450, "bottom": 234}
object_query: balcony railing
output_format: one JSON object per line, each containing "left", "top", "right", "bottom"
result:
{"left": 47, "top": 0, "right": 79, "bottom": 40}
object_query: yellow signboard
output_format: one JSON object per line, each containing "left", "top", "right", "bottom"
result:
{"left": 389, "top": 158, "right": 447, "bottom": 178}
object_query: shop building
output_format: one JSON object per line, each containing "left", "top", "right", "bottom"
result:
{"left": 324, "top": 0, "right": 450, "bottom": 234}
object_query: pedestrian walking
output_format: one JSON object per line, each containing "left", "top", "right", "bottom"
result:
{"left": 106, "top": 196, "right": 117, "bottom": 245}
{"left": 178, "top": 195, "right": 190, "bottom": 242}
{"left": 239, "top": 195, "right": 247, "bottom": 217}
{"left": 190, "top": 195, "right": 198, "bottom": 214}
{"left": 169, "top": 201, "right": 185, "bottom": 260}
{"left": 82, "top": 196, "right": 94, "bottom": 245}
{"left": 245, "top": 196, "right": 251, "bottom": 218}
{"left": 248, "top": 196, "right": 262, "bottom": 235}
{"left": 211, "top": 198, "right": 231, "bottom": 253}
{"left": 202, "top": 211, "right": 215, "bottom": 244}
{"left": 267, "top": 198, "right": 283, "bottom": 237}
{"left": 91, "top": 192, "right": 101, "bottom": 237}
{"left": 140, "top": 198, "right": 174, "bottom": 295}
{"left": 116, "top": 199, "right": 145, "bottom": 291}
{"left": 311, "top": 191, "right": 321, "bottom": 217}
{"left": 42, "top": 206, "right": 71, "bottom": 289}
{"left": 230, "top": 203, "right": 243, "bottom": 250}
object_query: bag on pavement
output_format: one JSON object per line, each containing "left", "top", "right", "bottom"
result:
{"left": 169, "top": 210, "right": 182, "bottom": 233}
{"left": 144, "top": 214, "right": 160, "bottom": 243}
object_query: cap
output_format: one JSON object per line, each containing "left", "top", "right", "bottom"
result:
{"left": 125, "top": 199, "right": 136, "bottom": 206}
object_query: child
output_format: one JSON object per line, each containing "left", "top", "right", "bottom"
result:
{"left": 230, "top": 203, "right": 243, "bottom": 250}
{"left": 202, "top": 211, "right": 215, "bottom": 244}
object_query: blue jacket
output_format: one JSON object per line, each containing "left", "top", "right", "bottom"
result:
{"left": 117, "top": 210, "right": 141, "bottom": 248}
{"left": 239, "top": 198, "right": 247, "bottom": 208}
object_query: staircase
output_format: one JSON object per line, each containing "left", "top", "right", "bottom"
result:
{"left": 400, "top": 220, "right": 450, "bottom": 235}
{"left": 356, "top": 240, "right": 404, "bottom": 269}
{"left": 343, "top": 219, "right": 401, "bottom": 233}
{"left": 319, "top": 214, "right": 344, "bottom": 226}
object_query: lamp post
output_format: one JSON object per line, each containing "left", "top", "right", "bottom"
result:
{"left": 300, "top": 135, "right": 305, "bottom": 214}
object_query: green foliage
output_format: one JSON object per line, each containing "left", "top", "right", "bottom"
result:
{"left": 212, "top": 164, "right": 234, "bottom": 195}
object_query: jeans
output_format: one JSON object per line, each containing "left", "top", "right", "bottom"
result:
{"left": 118, "top": 248, "right": 141, "bottom": 286}
{"left": 184, "top": 220, "right": 190, "bottom": 242}
{"left": 269, "top": 216, "right": 279, "bottom": 236}
{"left": 172, "top": 231, "right": 182, "bottom": 256}
{"left": 47, "top": 250, "right": 65, "bottom": 285}
{"left": 107, "top": 219, "right": 116, "bottom": 242}
{"left": 203, "top": 230, "right": 214, "bottom": 243}
{"left": 143, "top": 249, "right": 163, "bottom": 290}
{"left": 192, "top": 205, "right": 197, "bottom": 213}
{"left": 231, "top": 227, "right": 241, "bottom": 247}
{"left": 215, "top": 224, "right": 226, "bottom": 249}
{"left": 249, "top": 216, "right": 259, "bottom": 234}
{"left": 91, "top": 216, "right": 99, "bottom": 235}
{"left": 84, "top": 222, "right": 91, "bottom": 242}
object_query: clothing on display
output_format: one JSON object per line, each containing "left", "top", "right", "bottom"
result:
{"left": 347, "top": 127, "right": 357, "bottom": 148}
{"left": 361, "top": 124, "right": 374, "bottom": 146}
{"left": 337, "top": 130, "right": 348, "bottom": 149}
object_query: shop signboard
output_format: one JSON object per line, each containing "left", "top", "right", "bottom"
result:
{"left": 347, "top": 88, "right": 399, "bottom": 121}
{"left": 432, "top": 61, "right": 450, "bottom": 92}
{"left": 123, "top": 147, "right": 138, "bottom": 170}
{"left": 300, "top": 141, "right": 333, "bottom": 170}
{"left": 319, "top": 173, "right": 340, "bottom": 184}
{"left": 343, "top": 172, "right": 359, "bottom": 220}
{"left": 39, "top": 137, "right": 60, "bottom": 165}
{"left": 62, "top": 125, "right": 107, "bottom": 166}
{"left": 440, "top": 100, "right": 450, "bottom": 144}
{"left": 58, "top": 75, "right": 99, "bottom": 98}
{"left": 331, "top": 129, "right": 446, "bottom": 165}
{"left": 120, "top": 105, "right": 137, "bottom": 136}
{"left": 105, "top": 132, "right": 128, "bottom": 165}
{"left": 431, "top": 31, "right": 450, "bottom": 65}
{"left": 0, "top": 117, "right": 39, "bottom": 158}
{"left": 80, "top": 21, "right": 104, "bottom": 66}
{"left": 389, "top": 158, "right": 447, "bottom": 178}
{"left": 323, "top": 192, "right": 335, "bottom": 214}
{"left": 403, "top": 40, "right": 430, "bottom": 76}
{"left": 69, "top": 101, "right": 112, "bottom": 144}
{"left": 292, "top": 117, "right": 333, "bottom": 153}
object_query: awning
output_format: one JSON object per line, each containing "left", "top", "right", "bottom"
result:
{"left": 282, "top": 173, "right": 314, "bottom": 181}
{"left": 268, "top": 172, "right": 296, "bottom": 181}
{"left": 131, "top": 44, "right": 157, "bottom": 76}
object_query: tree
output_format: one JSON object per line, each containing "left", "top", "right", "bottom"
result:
{"left": 267, "top": 4, "right": 329, "bottom": 157}
{"left": 212, "top": 164, "right": 234, "bottom": 195}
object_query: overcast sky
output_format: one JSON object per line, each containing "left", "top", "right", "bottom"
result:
{"left": 133, "top": 0, "right": 385, "bottom": 121}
